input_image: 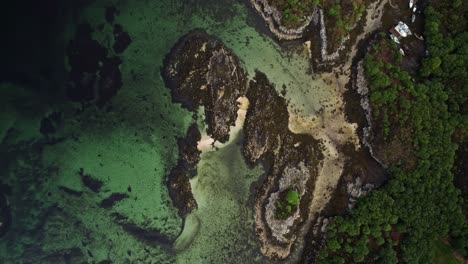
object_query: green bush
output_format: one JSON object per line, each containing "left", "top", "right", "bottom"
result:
{"left": 275, "top": 189, "right": 300, "bottom": 219}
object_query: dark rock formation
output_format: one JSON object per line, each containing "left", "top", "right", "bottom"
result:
{"left": 177, "top": 125, "right": 202, "bottom": 172}
{"left": 243, "top": 71, "right": 290, "bottom": 164}
{"left": 67, "top": 23, "right": 108, "bottom": 102}
{"left": 162, "top": 29, "right": 248, "bottom": 143}
{"left": 40, "top": 118, "right": 55, "bottom": 135}
{"left": 166, "top": 124, "right": 201, "bottom": 217}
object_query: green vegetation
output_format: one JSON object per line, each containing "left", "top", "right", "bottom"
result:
{"left": 275, "top": 189, "right": 300, "bottom": 219}
{"left": 317, "top": 0, "right": 468, "bottom": 263}
{"left": 434, "top": 240, "right": 460, "bottom": 264}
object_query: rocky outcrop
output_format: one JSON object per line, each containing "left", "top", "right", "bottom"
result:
{"left": 245, "top": 72, "right": 323, "bottom": 259}
{"left": 162, "top": 30, "right": 248, "bottom": 143}
{"left": 162, "top": 30, "right": 248, "bottom": 217}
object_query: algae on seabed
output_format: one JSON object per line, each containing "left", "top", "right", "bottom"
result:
{"left": 0, "top": 0, "right": 359, "bottom": 263}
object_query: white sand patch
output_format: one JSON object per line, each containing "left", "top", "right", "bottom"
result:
{"left": 196, "top": 96, "right": 249, "bottom": 153}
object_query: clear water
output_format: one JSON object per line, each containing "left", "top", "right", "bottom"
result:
{"left": 0, "top": 0, "right": 346, "bottom": 263}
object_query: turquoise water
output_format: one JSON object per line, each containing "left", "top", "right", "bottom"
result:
{"left": 0, "top": 0, "right": 342, "bottom": 263}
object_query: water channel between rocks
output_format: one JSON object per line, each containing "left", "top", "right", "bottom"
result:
{"left": 0, "top": 0, "right": 361, "bottom": 263}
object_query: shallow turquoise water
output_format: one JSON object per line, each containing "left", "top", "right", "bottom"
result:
{"left": 0, "top": 0, "right": 336, "bottom": 263}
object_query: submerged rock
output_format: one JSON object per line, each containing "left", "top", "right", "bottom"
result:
{"left": 111, "top": 212, "right": 174, "bottom": 247}
{"left": 66, "top": 13, "right": 131, "bottom": 107}
{"left": 81, "top": 173, "right": 104, "bottom": 193}
{"left": 162, "top": 29, "right": 248, "bottom": 143}
{"left": 99, "top": 193, "right": 129, "bottom": 209}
